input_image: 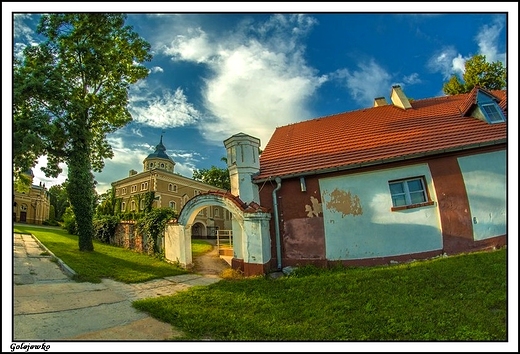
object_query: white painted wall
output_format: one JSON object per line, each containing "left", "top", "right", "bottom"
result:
{"left": 458, "top": 150, "right": 507, "bottom": 240}
{"left": 319, "top": 164, "right": 442, "bottom": 260}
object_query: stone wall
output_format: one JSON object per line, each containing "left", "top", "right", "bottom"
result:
{"left": 111, "top": 221, "right": 146, "bottom": 253}
{"left": 110, "top": 221, "right": 165, "bottom": 255}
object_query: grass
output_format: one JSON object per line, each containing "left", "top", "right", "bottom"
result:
{"left": 133, "top": 248, "right": 508, "bottom": 341}
{"left": 191, "top": 239, "right": 213, "bottom": 257}
{"left": 14, "top": 224, "right": 189, "bottom": 283}
{"left": 13, "top": 224, "right": 508, "bottom": 341}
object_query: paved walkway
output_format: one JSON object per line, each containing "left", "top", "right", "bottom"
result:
{"left": 13, "top": 233, "right": 222, "bottom": 341}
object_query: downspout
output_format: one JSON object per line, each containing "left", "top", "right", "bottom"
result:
{"left": 272, "top": 177, "right": 282, "bottom": 270}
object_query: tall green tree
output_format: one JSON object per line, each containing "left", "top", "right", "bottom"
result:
{"left": 14, "top": 14, "right": 152, "bottom": 251}
{"left": 48, "top": 183, "right": 70, "bottom": 221}
{"left": 193, "top": 166, "right": 231, "bottom": 191}
{"left": 443, "top": 54, "right": 506, "bottom": 95}
{"left": 193, "top": 158, "right": 231, "bottom": 191}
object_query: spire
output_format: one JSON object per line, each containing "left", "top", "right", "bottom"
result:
{"left": 155, "top": 134, "right": 167, "bottom": 153}
{"left": 143, "top": 132, "right": 174, "bottom": 171}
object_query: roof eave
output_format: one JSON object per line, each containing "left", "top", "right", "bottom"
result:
{"left": 253, "top": 139, "right": 507, "bottom": 183}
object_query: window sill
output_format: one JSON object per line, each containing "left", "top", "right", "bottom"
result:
{"left": 391, "top": 200, "right": 435, "bottom": 212}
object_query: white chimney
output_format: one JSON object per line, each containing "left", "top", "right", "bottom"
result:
{"left": 374, "top": 97, "right": 388, "bottom": 107}
{"left": 390, "top": 85, "right": 412, "bottom": 109}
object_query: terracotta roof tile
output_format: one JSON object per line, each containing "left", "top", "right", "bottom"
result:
{"left": 255, "top": 89, "right": 507, "bottom": 180}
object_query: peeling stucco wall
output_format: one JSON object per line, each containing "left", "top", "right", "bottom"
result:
{"left": 319, "top": 165, "right": 442, "bottom": 260}
{"left": 305, "top": 196, "right": 323, "bottom": 217}
{"left": 323, "top": 189, "right": 362, "bottom": 217}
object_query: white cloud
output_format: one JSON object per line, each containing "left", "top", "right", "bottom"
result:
{"left": 427, "top": 18, "right": 506, "bottom": 80}
{"left": 155, "top": 14, "right": 326, "bottom": 148}
{"left": 332, "top": 59, "right": 392, "bottom": 107}
{"left": 32, "top": 156, "right": 68, "bottom": 189}
{"left": 150, "top": 66, "right": 164, "bottom": 73}
{"left": 475, "top": 17, "right": 506, "bottom": 65}
{"left": 164, "top": 28, "right": 216, "bottom": 63}
{"left": 403, "top": 73, "right": 421, "bottom": 85}
{"left": 131, "top": 128, "right": 144, "bottom": 137}
{"left": 427, "top": 47, "right": 466, "bottom": 80}
{"left": 129, "top": 88, "right": 200, "bottom": 128}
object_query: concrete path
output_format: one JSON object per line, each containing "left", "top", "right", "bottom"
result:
{"left": 13, "top": 233, "right": 221, "bottom": 341}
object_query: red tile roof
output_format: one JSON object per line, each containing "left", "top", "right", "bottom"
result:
{"left": 255, "top": 89, "right": 507, "bottom": 181}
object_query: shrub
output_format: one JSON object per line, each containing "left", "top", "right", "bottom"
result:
{"left": 93, "top": 215, "right": 120, "bottom": 243}
{"left": 136, "top": 207, "right": 176, "bottom": 255}
{"left": 62, "top": 206, "right": 77, "bottom": 235}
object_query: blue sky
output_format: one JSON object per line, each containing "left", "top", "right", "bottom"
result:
{"left": 6, "top": 4, "right": 517, "bottom": 196}
{"left": 4, "top": 4, "right": 519, "bottom": 352}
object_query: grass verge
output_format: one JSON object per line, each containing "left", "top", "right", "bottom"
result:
{"left": 133, "top": 248, "right": 507, "bottom": 341}
{"left": 14, "top": 224, "right": 189, "bottom": 283}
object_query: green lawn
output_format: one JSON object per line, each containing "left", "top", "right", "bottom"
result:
{"left": 133, "top": 249, "right": 508, "bottom": 341}
{"left": 13, "top": 224, "right": 508, "bottom": 341}
{"left": 14, "top": 224, "right": 190, "bottom": 283}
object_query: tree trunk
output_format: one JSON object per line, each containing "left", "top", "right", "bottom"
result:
{"left": 67, "top": 146, "right": 95, "bottom": 252}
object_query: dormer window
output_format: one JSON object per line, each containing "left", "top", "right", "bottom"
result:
{"left": 481, "top": 102, "right": 505, "bottom": 123}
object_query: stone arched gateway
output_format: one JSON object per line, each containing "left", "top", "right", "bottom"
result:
{"left": 164, "top": 191, "right": 272, "bottom": 276}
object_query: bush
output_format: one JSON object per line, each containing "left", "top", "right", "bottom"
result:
{"left": 62, "top": 206, "right": 77, "bottom": 235}
{"left": 136, "top": 207, "right": 176, "bottom": 255}
{"left": 42, "top": 219, "right": 60, "bottom": 226}
{"left": 93, "top": 215, "right": 120, "bottom": 243}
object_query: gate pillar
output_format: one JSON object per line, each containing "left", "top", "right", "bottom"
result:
{"left": 241, "top": 212, "right": 272, "bottom": 276}
{"left": 164, "top": 223, "right": 193, "bottom": 268}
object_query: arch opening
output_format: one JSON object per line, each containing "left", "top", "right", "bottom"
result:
{"left": 164, "top": 192, "right": 272, "bottom": 276}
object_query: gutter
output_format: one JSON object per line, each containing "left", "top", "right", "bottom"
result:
{"left": 254, "top": 139, "right": 507, "bottom": 183}
{"left": 272, "top": 177, "right": 282, "bottom": 270}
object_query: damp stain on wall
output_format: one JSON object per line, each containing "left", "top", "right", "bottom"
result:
{"left": 324, "top": 188, "right": 363, "bottom": 217}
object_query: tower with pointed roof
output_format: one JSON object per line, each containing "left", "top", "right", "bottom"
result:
{"left": 110, "top": 134, "right": 232, "bottom": 240}
{"left": 143, "top": 135, "right": 175, "bottom": 173}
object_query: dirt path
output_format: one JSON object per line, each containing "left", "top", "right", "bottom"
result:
{"left": 191, "top": 239, "right": 231, "bottom": 276}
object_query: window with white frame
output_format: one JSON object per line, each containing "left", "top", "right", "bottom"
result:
{"left": 122, "top": 187, "right": 127, "bottom": 195}
{"left": 121, "top": 202, "right": 126, "bottom": 211}
{"left": 481, "top": 103, "right": 506, "bottom": 123}
{"left": 169, "top": 201, "right": 176, "bottom": 210}
{"left": 141, "top": 182, "right": 148, "bottom": 191}
{"left": 140, "top": 200, "right": 145, "bottom": 210}
{"left": 388, "top": 177, "right": 432, "bottom": 210}
{"left": 131, "top": 200, "right": 136, "bottom": 211}
{"left": 214, "top": 208, "right": 219, "bottom": 217}
{"left": 131, "top": 185, "right": 137, "bottom": 193}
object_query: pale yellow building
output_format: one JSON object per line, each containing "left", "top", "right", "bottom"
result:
{"left": 13, "top": 169, "right": 51, "bottom": 225}
{"left": 111, "top": 136, "right": 232, "bottom": 238}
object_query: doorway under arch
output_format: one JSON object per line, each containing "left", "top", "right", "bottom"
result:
{"left": 164, "top": 191, "right": 272, "bottom": 276}
{"left": 191, "top": 222, "right": 207, "bottom": 238}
